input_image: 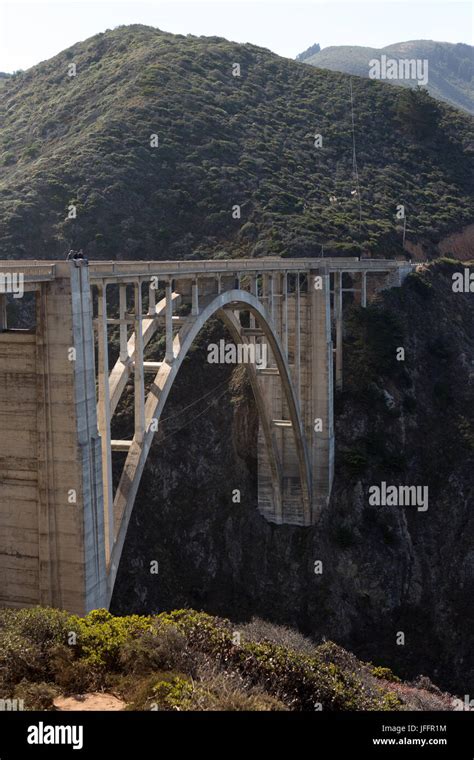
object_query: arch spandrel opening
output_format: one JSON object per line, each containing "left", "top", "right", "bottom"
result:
{"left": 95, "top": 284, "right": 313, "bottom": 604}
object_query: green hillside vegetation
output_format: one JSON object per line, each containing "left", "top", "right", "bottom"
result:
{"left": 303, "top": 40, "right": 474, "bottom": 114}
{"left": 0, "top": 25, "right": 472, "bottom": 261}
{"left": 0, "top": 606, "right": 457, "bottom": 711}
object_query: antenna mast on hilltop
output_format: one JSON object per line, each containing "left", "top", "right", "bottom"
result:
{"left": 350, "top": 78, "right": 362, "bottom": 232}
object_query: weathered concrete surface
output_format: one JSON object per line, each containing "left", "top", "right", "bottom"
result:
{"left": 0, "top": 330, "right": 40, "bottom": 606}
{"left": 0, "top": 262, "right": 106, "bottom": 614}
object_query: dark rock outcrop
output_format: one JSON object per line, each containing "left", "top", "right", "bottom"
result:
{"left": 112, "top": 261, "right": 474, "bottom": 696}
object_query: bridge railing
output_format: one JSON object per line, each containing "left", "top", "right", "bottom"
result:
{"left": 86, "top": 257, "right": 411, "bottom": 283}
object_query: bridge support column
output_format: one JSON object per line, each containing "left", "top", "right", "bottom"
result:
{"left": 249, "top": 274, "right": 258, "bottom": 330}
{"left": 361, "top": 271, "right": 367, "bottom": 308}
{"left": 310, "top": 271, "right": 335, "bottom": 516}
{"left": 257, "top": 270, "right": 312, "bottom": 526}
{"left": 191, "top": 279, "right": 199, "bottom": 316}
{"left": 262, "top": 273, "right": 269, "bottom": 313}
{"left": 268, "top": 274, "right": 274, "bottom": 319}
{"left": 0, "top": 295, "right": 7, "bottom": 331}
{"left": 165, "top": 280, "right": 174, "bottom": 363}
{"left": 334, "top": 271, "right": 343, "bottom": 390}
{"left": 148, "top": 281, "right": 156, "bottom": 316}
{"left": 97, "top": 283, "right": 114, "bottom": 564}
{"left": 0, "top": 262, "right": 106, "bottom": 614}
{"left": 295, "top": 273, "right": 301, "bottom": 403}
{"left": 134, "top": 283, "right": 145, "bottom": 443}
{"left": 119, "top": 285, "right": 129, "bottom": 362}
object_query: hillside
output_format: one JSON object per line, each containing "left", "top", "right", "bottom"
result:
{"left": 0, "top": 606, "right": 461, "bottom": 710}
{"left": 0, "top": 25, "right": 472, "bottom": 261}
{"left": 302, "top": 40, "right": 474, "bottom": 114}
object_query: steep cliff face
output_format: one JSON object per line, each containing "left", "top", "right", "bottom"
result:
{"left": 111, "top": 261, "right": 474, "bottom": 695}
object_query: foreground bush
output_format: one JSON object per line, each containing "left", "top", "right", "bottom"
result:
{"left": 0, "top": 606, "right": 426, "bottom": 711}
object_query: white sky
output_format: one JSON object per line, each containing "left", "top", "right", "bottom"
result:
{"left": 0, "top": 0, "right": 472, "bottom": 72}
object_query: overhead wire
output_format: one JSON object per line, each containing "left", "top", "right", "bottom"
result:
{"left": 153, "top": 374, "right": 231, "bottom": 426}
{"left": 153, "top": 384, "right": 230, "bottom": 445}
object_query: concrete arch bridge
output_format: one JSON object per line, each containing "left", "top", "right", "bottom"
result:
{"left": 0, "top": 257, "right": 412, "bottom": 612}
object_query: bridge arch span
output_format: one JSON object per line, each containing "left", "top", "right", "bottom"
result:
{"left": 107, "top": 289, "right": 312, "bottom": 604}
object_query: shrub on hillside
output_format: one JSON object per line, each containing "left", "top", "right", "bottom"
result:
{"left": 0, "top": 607, "right": 71, "bottom": 687}
{"left": 238, "top": 618, "right": 316, "bottom": 654}
{"left": 70, "top": 608, "right": 151, "bottom": 670}
{"left": 119, "top": 622, "right": 189, "bottom": 675}
{"left": 13, "top": 680, "right": 59, "bottom": 710}
{"left": 158, "top": 610, "right": 401, "bottom": 710}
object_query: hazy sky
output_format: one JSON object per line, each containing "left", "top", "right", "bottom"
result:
{"left": 0, "top": 0, "right": 472, "bottom": 72}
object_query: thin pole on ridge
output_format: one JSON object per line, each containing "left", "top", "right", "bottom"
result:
{"left": 349, "top": 77, "right": 362, "bottom": 231}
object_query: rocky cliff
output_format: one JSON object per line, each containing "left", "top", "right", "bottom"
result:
{"left": 111, "top": 260, "right": 474, "bottom": 696}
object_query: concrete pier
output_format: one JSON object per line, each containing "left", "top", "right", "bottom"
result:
{"left": 0, "top": 262, "right": 105, "bottom": 613}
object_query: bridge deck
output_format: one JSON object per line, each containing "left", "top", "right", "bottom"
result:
{"left": 0, "top": 257, "right": 413, "bottom": 285}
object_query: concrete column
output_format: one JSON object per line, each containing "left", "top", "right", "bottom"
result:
{"left": 148, "top": 280, "right": 156, "bottom": 315}
{"left": 97, "top": 284, "right": 114, "bottom": 564}
{"left": 273, "top": 272, "right": 282, "bottom": 336}
{"left": 311, "top": 270, "right": 335, "bottom": 517}
{"left": 335, "top": 271, "right": 343, "bottom": 390}
{"left": 361, "top": 271, "right": 367, "bottom": 308}
{"left": 268, "top": 274, "right": 274, "bottom": 320}
{"left": 233, "top": 274, "right": 240, "bottom": 321}
{"left": 249, "top": 274, "right": 258, "bottom": 329}
{"left": 0, "top": 262, "right": 108, "bottom": 613}
{"left": 262, "top": 273, "right": 269, "bottom": 312}
{"left": 295, "top": 273, "right": 301, "bottom": 403}
{"left": 73, "top": 264, "right": 106, "bottom": 610}
{"left": 191, "top": 279, "right": 199, "bottom": 316}
{"left": 0, "top": 295, "right": 7, "bottom": 331}
{"left": 283, "top": 271, "right": 288, "bottom": 357}
{"left": 119, "top": 284, "right": 128, "bottom": 363}
{"left": 134, "top": 282, "right": 145, "bottom": 443}
{"left": 165, "top": 280, "right": 174, "bottom": 363}
{"left": 267, "top": 273, "right": 278, "bottom": 369}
